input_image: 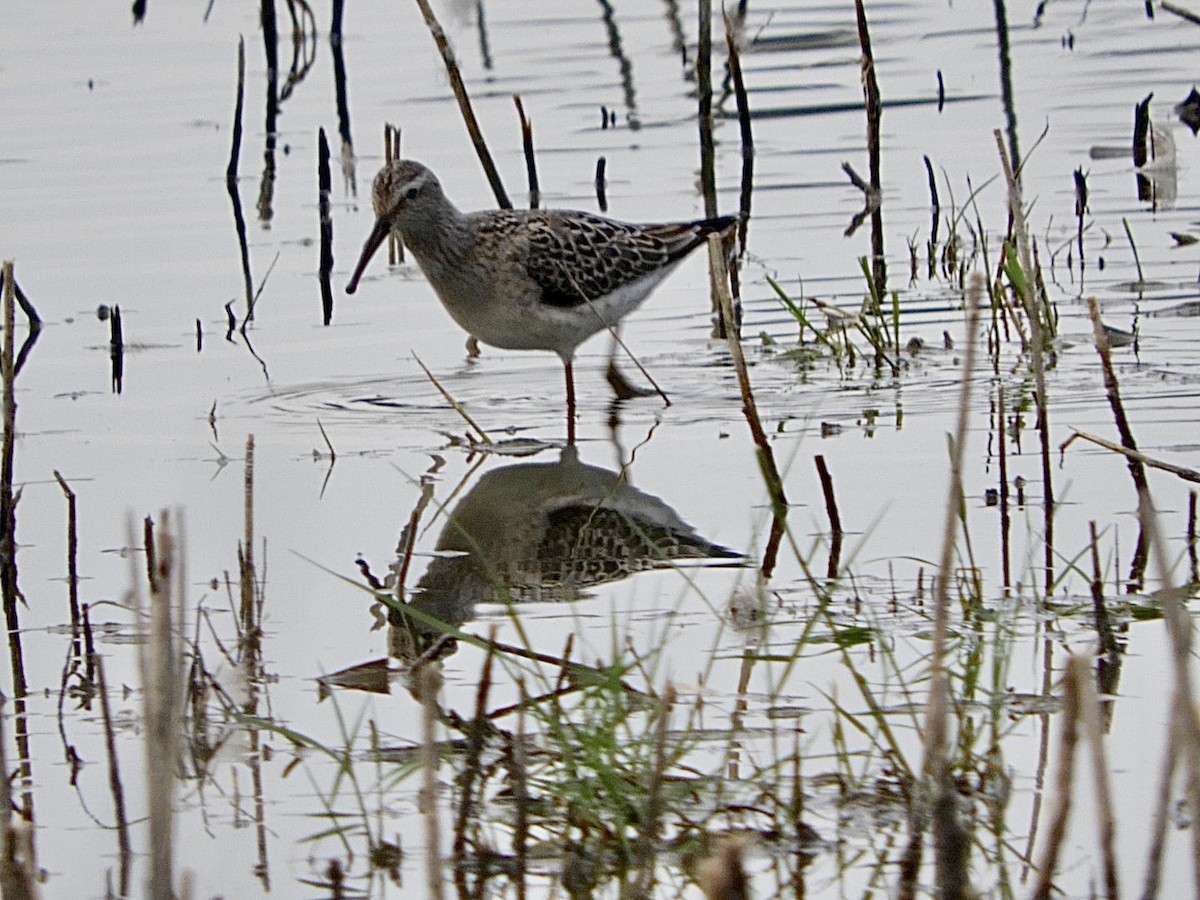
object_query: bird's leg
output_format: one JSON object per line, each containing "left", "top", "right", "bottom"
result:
{"left": 564, "top": 360, "right": 576, "bottom": 445}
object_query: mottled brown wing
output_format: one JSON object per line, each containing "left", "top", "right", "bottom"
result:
{"left": 521, "top": 212, "right": 676, "bottom": 308}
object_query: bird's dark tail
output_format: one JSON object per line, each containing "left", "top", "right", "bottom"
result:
{"left": 656, "top": 214, "right": 738, "bottom": 263}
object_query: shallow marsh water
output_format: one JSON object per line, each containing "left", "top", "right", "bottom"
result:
{"left": 2, "top": 0, "right": 1200, "bottom": 897}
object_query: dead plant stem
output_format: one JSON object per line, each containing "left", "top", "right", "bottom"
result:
{"left": 413, "top": 0, "right": 510, "bottom": 209}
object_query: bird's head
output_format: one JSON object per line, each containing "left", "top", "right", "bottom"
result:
{"left": 346, "top": 159, "right": 442, "bottom": 294}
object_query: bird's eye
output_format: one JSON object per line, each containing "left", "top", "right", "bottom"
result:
{"left": 403, "top": 184, "right": 420, "bottom": 201}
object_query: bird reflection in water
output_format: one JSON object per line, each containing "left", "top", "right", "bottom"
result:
{"left": 390, "top": 446, "right": 741, "bottom": 667}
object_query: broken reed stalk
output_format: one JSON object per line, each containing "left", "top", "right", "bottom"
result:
{"left": 1137, "top": 490, "right": 1200, "bottom": 894}
{"left": 724, "top": 14, "right": 753, "bottom": 255}
{"left": 1087, "top": 296, "right": 1150, "bottom": 585}
{"left": 1088, "top": 522, "right": 1118, "bottom": 663}
{"left": 513, "top": 95, "right": 539, "bottom": 209}
{"left": 1123, "top": 216, "right": 1146, "bottom": 285}
{"left": 0, "top": 269, "right": 40, "bottom": 331}
{"left": 907, "top": 274, "right": 982, "bottom": 899}
{"left": 995, "top": 128, "right": 1054, "bottom": 596}
{"left": 384, "top": 123, "right": 405, "bottom": 264}
{"left": 1073, "top": 168, "right": 1087, "bottom": 288}
{"left": 709, "top": 234, "right": 788, "bottom": 575}
{"left": 318, "top": 127, "right": 334, "bottom": 326}
{"left": 227, "top": 37, "right": 255, "bottom": 310}
{"left": 594, "top": 156, "right": 608, "bottom": 212}
{"left": 240, "top": 434, "right": 256, "bottom": 640}
{"left": 237, "top": 436, "right": 269, "bottom": 892}
{"left": 1190, "top": 491, "right": 1199, "bottom": 583}
{"left": 814, "top": 454, "right": 843, "bottom": 578}
{"left": 924, "top": 155, "right": 940, "bottom": 277}
{"left": 94, "top": 649, "right": 132, "bottom": 897}
{"left": 417, "top": 664, "right": 446, "bottom": 900}
{"left": 854, "top": 0, "right": 886, "bottom": 298}
{"left": 413, "top": 0, "right": 511, "bottom": 209}
{"left": 226, "top": 36, "right": 246, "bottom": 183}
{"left": 110, "top": 305, "right": 124, "bottom": 394}
{"left": 256, "top": 0, "right": 281, "bottom": 227}
{"left": 0, "top": 261, "right": 33, "bottom": 833}
{"left": 53, "top": 471, "right": 83, "bottom": 655}
{"left": 696, "top": 0, "right": 717, "bottom": 221}
{"left": 997, "top": 384, "right": 1012, "bottom": 589}
{"left": 140, "top": 513, "right": 182, "bottom": 900}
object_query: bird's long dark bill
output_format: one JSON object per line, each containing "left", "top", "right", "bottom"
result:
{"left": 345, "top": 218, "right": 390, "bottom": 294}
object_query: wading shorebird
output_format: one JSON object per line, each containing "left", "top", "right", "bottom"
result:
{"left": 345, "top": 159, "right": 736, "bottom": 444}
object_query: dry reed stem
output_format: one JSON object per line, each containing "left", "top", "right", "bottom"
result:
{"left": 708, "top": 233, "right": 787, "bottom": 568}
{"left": 226, "top": 36, "right": 245, "bottom": 182}
{"left": 559, "top": 267, "right": 670, "bottom": 407}
{"left": 140, "top": 513, "right": 182, "bottom": 900}
{"left": 241, "top": 434, "right": 256, "bottom": 633}
{"left": 997, "top": 384, "right": 1012, "bottom": 589}
{"left": 724, "top": 14, "right": 753, "bottom": 255}
{"left": 53, "top": 471, "right": 82, "bottom": 651}
{"left": 1161, "top": 0, "right": 1200, "bottom": 25}
{"left": 814, "top": 454, "right": 843, "bottom": 578}
{"left": 853, "top": 0, "right": 886, "bottom": 296}
{"left": 384, "top": 123, "right": 405, "bottom": 264}
{"left": 1087, "top": 296, "right": 1150, "bottom": 582}
{"left": 413, "top": 0, "right": 510, "bottom": 209}
{"left": 0, "top": 260, "right": 33, "bottom": 836}
{"left": 1140, "top": 714, "right": 1180, "bottom": 898}
{"left": 226, "top": 38, "right": 255, "bottom": 311}
{"left": 513, "top": 95, "right": 539, "bottom": 209}
{"left": 1137, "top": 491, "right": 1200, "bottom": 893}
{"left": 594, "top": 156, "right": 608, "bottom": 212}
{"left": 1061, "top": 430, "right": 1200, "bottom": 486}
{"left": 412, "top": 354, "right": 492, "bottom": 444}
{"left": 1030, "top": 655, "right": 1085, "bottom": 900}
{"left": 696, "top": 0, "right": 717, "bottom": 222}
{"left": 907, "top": 274, "right": 982, "bottom": 900}
{"left": 0, "top": 270, "right": 40, "bottom": 331}
{"left": 1088, "top": 522, "right": 1118, "bottom": 664}
{"left": 417, "top": 664, "right": 446, "bottom": 900}
{"left": 1076, "top": 652, "right": 1119, "bottom": 898}
{"left": 995, "top": 128, "right": 1054, "bottom": 595}
{"left": 0, "top": 697, "right": 37, "bottom": 900}
{"left": 452, "top": 629, "right": 496, "bottom": 896}
{"left": 318, "top": 127, "right": 334, "bottom": 325}
{"left": 109, "top": 305, "right": 124, "bottom": 393}
{"left": 94, "top": 650, "right": 131, "bottom": 896}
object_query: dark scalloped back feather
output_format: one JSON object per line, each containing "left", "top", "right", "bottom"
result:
{"left": 476, "top": 210, "right": 735, "bottom": 308}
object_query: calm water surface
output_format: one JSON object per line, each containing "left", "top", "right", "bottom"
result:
{"left": 2, "top": 1, "right": 1200, "bottom": 897}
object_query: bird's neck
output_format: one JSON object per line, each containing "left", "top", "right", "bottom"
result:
{"left": 398, "top": 198, "right": 472, "bottom": 272}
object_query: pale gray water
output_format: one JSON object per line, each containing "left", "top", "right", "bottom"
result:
{"left": 1, "top": 0, "right": 1199, "bottom": 896}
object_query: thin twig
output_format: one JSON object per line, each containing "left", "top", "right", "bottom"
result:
{"left": 1061, "top": 431, "right": 1200, "bottom": 485}
{"left": 413, "top": 354, "right": 492, "bottom": 445}
{"left": 413, "top": 0, "right": 510, "bottom": 208}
